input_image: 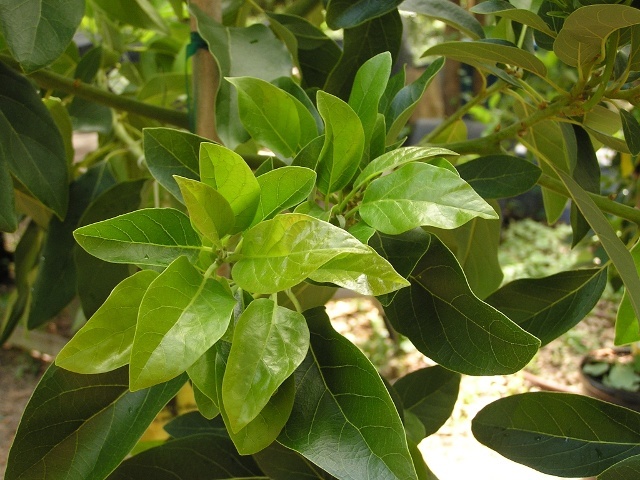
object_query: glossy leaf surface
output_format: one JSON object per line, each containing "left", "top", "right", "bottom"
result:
{"left": 223, "top": 299, "right": 309, "bottom": 432}
{"left": 615, "top": 241, "right": 640, "bottom": 345}
{"left": 487, "top": 268, "right": 606, "bottom": 346}
{"left": 326, "top": 0, "right": 403, "bottom": 28}
{"left": 361, "top": 162, "right": 498, "bottom": 235}
{"left": 130, "top": 256, "right": 236, "bottom": 390}
{"left": 472, "top": 392, "right": 640, "bottom": 477}
{"left": 232, "top": 214, "right": 369, "bottom": 294}
{"left": 401, "top": 0, "right": 485, "bottom": 39}
{"left": 56, "top": 270, "right": 158, "bottom": 374}
{"left": 74, "top": 208, "right": 202, "bottom": 268}
{"left": 279, "top": 307, "right": 418, "bottom": 480}
{"left": 456, "top": 155, "right": 541, "bottom": 199}
{"left": 6, "top": 365, "right": 185, "bottom": 480}
{"left": 385, "top": 235, "right": 540, "bottom": 375}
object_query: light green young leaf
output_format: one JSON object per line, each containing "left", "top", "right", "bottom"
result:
{"left": 621, "top": 109, "right": 640, "bottom": 156}
{"left": 93, "top": 0, "right": 167, "bottom": 33}
{"left": 130, "top": 256, "right": 236, "bottom": 390}
{"left": 223, "top": 299, "right": 309, "bottom": 432}
{"left": 385, "top": 235, "right": 540, "bottom": 375}
{"left": 423, "top": 41, "right": 547, "bottom": 77}
{"left": 554, "top": 4, "right": 640, "bottom": 67}
{"left": 74, "top": 208, "right": 202, "bottom": 268}
{"left": 233, "top": 214, "right": 369, "bottom": 294}
{"left": 0, "top": 0, "right": 84, "bottom": 72}
{"left": 174, "top": 176, "right": 235, "bottom": 245}
{"left": 308, "top": 248, "right": 410, "bottom": 296}
{"left": 354, "top": 146, "right": 457, "bottom": 190}
{"left": 472, "top": 392, "right": 640, "bottom": 477}
{"left": 361, "top": 162, "right": 498, "bottom": 235}
{"left": 279, "top": 307, "right": 418, "bottom": 480}
{"left": 316, "top": 91, "right": 365, "bottom": 194}
{"left": 400, "top": 0, "right": 485, "bottom": 39}
{"left": 252, "top": 166, "right": 317, "bottom": 226}
{"left": 615, "top": 241, "right": 640, "bottom": 345}
{"left": 228, "top": 77, "right": 318, "bottom": 159}
{"left": 56, "top": 270, "right": 158, "bottom": 374}
{"left": 192, "top": 383, "right": 220, "bottom": 420}
{"left": 470, "top": 0, "right": 556, "bottom": 37}
{"left": 199, "top": 143, "right": 260, "bottom": 233}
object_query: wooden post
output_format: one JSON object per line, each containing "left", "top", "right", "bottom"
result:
{"left": 189, "top": 0, "right": 222, "bottom": 142}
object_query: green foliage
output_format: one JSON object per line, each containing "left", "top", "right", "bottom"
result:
{"left": 2, "top": 0, "right": 640, "bottom": 478}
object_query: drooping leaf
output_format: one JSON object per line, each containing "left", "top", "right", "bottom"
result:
{"left": 569, "top": 125, "right": 600, "bottom": 246}
{"left": 0, "top": 150, "right": 16, "bottom": 232}
{"left": 223, "top": 299, "right": 309, "bottom": 432}
{"left": 470, "top": 0, "right": 556, "bottom": 37}
{"left": 232, "top": 214, "right": 369, "bottom": 294}
{"left": 44, "top": 96, "right": 74, "bottom": 166}
{"left": 106, "top": 434, "right": 267, "bottom": 480}
{"left": 253, "top": 441, "right": 338, "bottom": 479}
{"left": 92, "top": 0, "right": 167, "bottom": 33}
{"left": 130, "top": 256, "right": 236, "bottom": 390}
{"left": 74, "top": 208, "right": 202, "bottom": 268}
{"left": 0, "top": 62, "right": 68, "bottom": 218}
{"left": 361, "top": 162, "right": 498, "bottom": 235}
{"left": 308, "top": 248, "right": 410, "bottom": 296}
{"left": 56, "top": 270, "right": 158, "bottom": 375}
{"left": 143, "top": 128, "right": 208, "bottom": 203}
{"left": 354, "top": 146, "right": 456, "bottom": 189}
{"left": 385, "top": 59, "right": 445, "bottom": 143}
{"left": 252, "top": 166, "right": 317, "bottom": 226}
{"left": 5, "top": 365, "right": 185, "bottom": 480}
{"left": 472, "top": 392, "right": 640, "bottom": 477}
{"left": 385, "top": 235, "right": 540, "bottom": 375}
{"left": 228, "top": 77, "right": 318, "bottom": 159}
{"left": 326, "top": 0, "right": 403, "bottom": 29}
{"left": 486, "top": 268, "right": 607, "bottom": 346}
{"left": 598, "top": 455, "right": 640, "bottom": 480}
{"left": 175, "top": 176, "right": 235, "bottom": 245}
{"left": 456, "top": 155, "right": 541, "bottom": 199}
{"left": 401, "top": 0, "right": 484, "bottom": 39}
{"left": 315, "top": 91, "right": 365, "bottom": 194}
{"left": 393, "top": 366, "right": 460, "bottom": 439}
{"left": 199, "top": 143, "right": 260, "bottom": 233}
{"left": 621, "top": 109, "right": 640, "bottom": 155}
{"left": 0, "top": 0, "right": 84, "bottom": 72}
{"left": 324, "top": 9, "right": 403, "bottom": 101}
{"left": 422, "top": 41, "right": 547, "bottom": 78}
{"left": 615, "top": 241, "right": 640, "bottom": 345}
{"left": 193, "top": 383, "right": 220, "bottom": 420}
{"left": 554, "top": 4, "right": 640, "bottom": 67}
{"left": 278, "top": 307, "right": 418, "bottom": 480}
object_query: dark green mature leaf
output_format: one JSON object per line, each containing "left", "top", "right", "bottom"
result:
{"left": 74, "top": 208, "right": 202, "bottom": 268}
{"left": 456, "top": 155, "right": 541, "bottom": 199}
{"left": 144, "top": 128, "right": 208, "bottom": 203}
{"left": 327, "top": 0, "right": 403, "bottom": 29}
{"left": 385, "top": 59, "right": 445, "bottom": 143}
{"left": 0, "top": 0, "right": 84, "bottom": 72}
{"left": 400, "top": 0, "right": 485, "bottom": 39}
{"left": 598, "top": 455, "right": 640, "bottom": 480}
{"left": 385, "top": 235, "right": 540, "bottom": 375}
{"left": 570, "top": 125, "right": 600, "bottom": 246}
{"left": 486, "top": 268, "right": 607, "bottom": 346}
{"left": 324, "top": 9, "right": 403, "bottom": 101}
{"left": 279, "top": 307, "right": 418, "bottom": 480}
{"left": 253, "top": 441, "right": 337, "bottom": 479}
{"left": 470, "top": 0, "right": 556, "bottom": 37}
{"left": 56, "top": 270, "right": 158, "bottom": 374}
{"left": 423, "top": 41, "right": 547, "bottom": 77}
{"left": 223, "top": 299, "right": 309, "bottom": 432}
{"left": 228, "top": 77, "right": 318, "bottom": 159}
{"left": 472, "top": 392, "right": 640, "bottom": 477}
{"left": 5, "top": 365, "right": 185, "bottom": 480}
{"left": 252, "top": 166, "right": 317, "bottom": 226}
{"left": 130, "top": 256, "right": 236, "bottom": 390}
{"left": 394, "top": 366, "right": 460, "bottom": 439}
{"left": 107, "top": 434, "right": 267, "bottom": 480}
{"left": 29, "top": 166, "right": 115, "bottom": 328}
{"left": 232, "top": 214, "right": 369, "bottom": 294}
{"left": 316, "top": 91, "right": 365, "bottom": 194}
{"left": 621, "top": 110, "right": 640, "bottom": 155}
{"left": 200, "top": 143, "right": 260, "bottom": 233}
{"left": 554, "top": 4, "right": 640, "bottom": 67}
{"left": 0, "top": 62, "right": 68, "bottom": 218}
{"left": 361, "top": 162, "right": 498, "bottom": 235}
{"left": 93, "top": 0, "right": 167, "bottom": 33}
{"left": 0, "top": 151, "right": 16, "bottom": 232}
{"left": 175, "top": 176, "right": 234, "bottom": 245}
{"left": 163, "top": 411, "right": 228, "bottom": 439}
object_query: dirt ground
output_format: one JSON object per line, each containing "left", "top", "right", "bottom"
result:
{"left": 0, "top": 297, "right": 618, "bottom": 479}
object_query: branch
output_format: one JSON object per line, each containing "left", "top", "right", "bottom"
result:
{"left": 0, "top": 54, "right": 190, "bottom": 129}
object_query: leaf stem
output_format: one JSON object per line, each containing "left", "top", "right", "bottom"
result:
{"left": 285, "top": 288, "right": 303, "bottom": 313}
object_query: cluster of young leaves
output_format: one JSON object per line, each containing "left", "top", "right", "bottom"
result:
{"left": 3, "top": 0, "right": 640, "bottom": 479}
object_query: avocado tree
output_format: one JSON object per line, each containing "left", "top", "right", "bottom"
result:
{"left": 2, "top": 0, "right": 640, "bottom": 478}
